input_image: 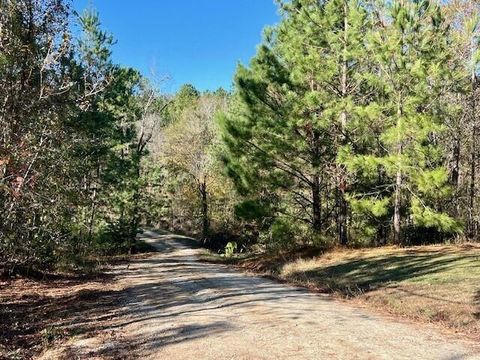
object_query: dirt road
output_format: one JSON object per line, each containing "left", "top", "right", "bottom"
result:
{"left": 47, "top": 231, "right": 480, "bottom": 359}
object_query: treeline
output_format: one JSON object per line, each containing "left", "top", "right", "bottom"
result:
{"left": 217, "top": 0, "right": 480, "bottom": 249}
{"left": 0, "top": 0, "right": 167, "bottom": 274}
{"left": 159, "top": 0, "right": 480, "bottom": 251}
{"left": 3, "top": 0, "right": 480, "bottom": 272}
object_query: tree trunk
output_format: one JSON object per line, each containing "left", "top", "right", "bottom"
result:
{"left": 338, "top": 183, "right": 348, "bottom": 245}
{"left": 393, "top": 169, "right": 402, "bottom": 244}
{"left": 129, "top": 158, "right": 142, "bottom": 250}
{"left": 337, "top": 1, "right": 348, "bottom": 245}
{"left": 451, "top": 136, "right": 460, "bottom": 187}
{"left": 337, "top": 1, "right": 349, "bottom": 246}
{"left": 393, "top": 103, "right": 403, "bottom": 244}
{"left": 87, "top": 187, "right": 97, "bottom": 242}
{"left": 312, "top": 174, "right": 322, "bottom": 232}
{"left": 310, "top": 121, "right": 322, "bottom": 233}
{"left": 374, "top": 147, "right": 388, "bottom": 245}
{"left": 87, "top": 164, "right": 100, "bottom": 243}
{"left": 469, "top": 67, "right": 477, "bottom": 238}
{"left": 200, "top": 180, "right": 209, "bottom": 243}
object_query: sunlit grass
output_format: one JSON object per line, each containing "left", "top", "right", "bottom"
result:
{"left": 279, "top": 244, "right": 480, "bottom": 337}
{"left": 201, "top": 244, "right": 480, "bottom": 338}
{"left": 282, "top": 245, "right": 480, "bottom": 288}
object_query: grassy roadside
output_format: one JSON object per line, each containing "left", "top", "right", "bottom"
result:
{"left": 200, "top": 244, "right": 480, "bottom": 339}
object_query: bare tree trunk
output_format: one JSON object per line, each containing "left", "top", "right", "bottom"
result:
{"left": 451, "top": 136, "right": 460, "bottom": 187}
{"left": 312, "top": 174, "right": 322, "bottom": 232}
{"left": 310, "top": 122, "right": 322, "bottom": 233}
{"left": 469, "top": 67, "right": 477, "bottom": 238}
{"left": 338, "top": 183, "right": 348, "bottom": 245}
{"left": 200, "top": 180, "right": 209, "bottom": 243}
{"left": 128, "top": 158, "right": 142, "bottom": 253}
{"left": 393, "top": 103, "right": 403, "bottom": 244}
{"left": 87, "top": 187, "right": 97, "bottom": 242}
{"left": 393, "top": 169, "right": 402, "bottom": 244}
{"left": 337, "top": 1, "right": 349, "bottom": 246}
{"left": 87, "top": 164, "right": 100, "bottom": 242}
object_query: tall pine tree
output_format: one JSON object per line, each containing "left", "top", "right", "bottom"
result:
{"left": 220, "top": 0, "right": 370, "bottom": 246}
{"left": 341, "top": 0, "right": 462, "bottom": 243}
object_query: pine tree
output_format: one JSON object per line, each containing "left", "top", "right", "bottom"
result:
{"left": 444, "top": 0, "right": 480, "bottom": 238}
{"left": 220, "top": 0, "right": 371, "bottom": 246}
{"left": 341, "top": 0, "right": 462, "bottom": 243}
{"left": 276, "top": 0, "right": 371, "bottom": 245}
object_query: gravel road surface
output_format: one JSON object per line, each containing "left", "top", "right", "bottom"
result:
{"left": 47, "top": 231, "right": 480, "bottom": 359}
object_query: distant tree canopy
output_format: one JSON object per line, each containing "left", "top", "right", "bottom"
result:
{"left": 145, "top": 85, "right": 236, "bottom": 248}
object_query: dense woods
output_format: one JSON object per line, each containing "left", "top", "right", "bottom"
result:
{"left": 220, "top": 0, "right": 480, "bottom": 250}
{"left": 2, "top": 0, "right": 480, "bottom": 275}
{"left": 0, "top": 0, "right": 167, "bottom": 274}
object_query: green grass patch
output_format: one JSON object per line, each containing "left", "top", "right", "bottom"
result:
{"left": 282, "top": 247, "right": 480, "bottom": 292}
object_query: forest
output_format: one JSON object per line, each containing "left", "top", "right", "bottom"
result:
{"left": 3, "top": 0, "right": 480, "bottom": 358}
{"left": 1, "top": 0, "right": 480, "bottom": 271}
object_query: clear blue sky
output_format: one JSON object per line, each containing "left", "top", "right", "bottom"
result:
{"left": 73, "top": 0, "right": 279, "bottom": 93}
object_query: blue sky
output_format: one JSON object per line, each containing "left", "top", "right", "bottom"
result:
{"left": 73, "top": 0, "right": 279, "bottom": 93}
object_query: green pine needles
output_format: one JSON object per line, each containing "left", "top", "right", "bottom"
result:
{"left": 220, "top": 0, "right": 464, "bottom": 246}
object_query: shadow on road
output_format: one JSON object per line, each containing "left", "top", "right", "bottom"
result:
{"left": 29, "top": 231, "right": 479, "bottom": 359}
{"left": 32, "top": 231, "right": 314, "bottom": 357}
{"left": 138, "top": 229, "right": 201, "bottom": 252}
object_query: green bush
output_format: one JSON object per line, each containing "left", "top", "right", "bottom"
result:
{"left": 224, "top": 241, "right": 238, "bottom": 257}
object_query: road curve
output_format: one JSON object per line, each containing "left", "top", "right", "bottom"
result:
{"left": 57, "top": 231, "right": 480, "bottom": 359}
